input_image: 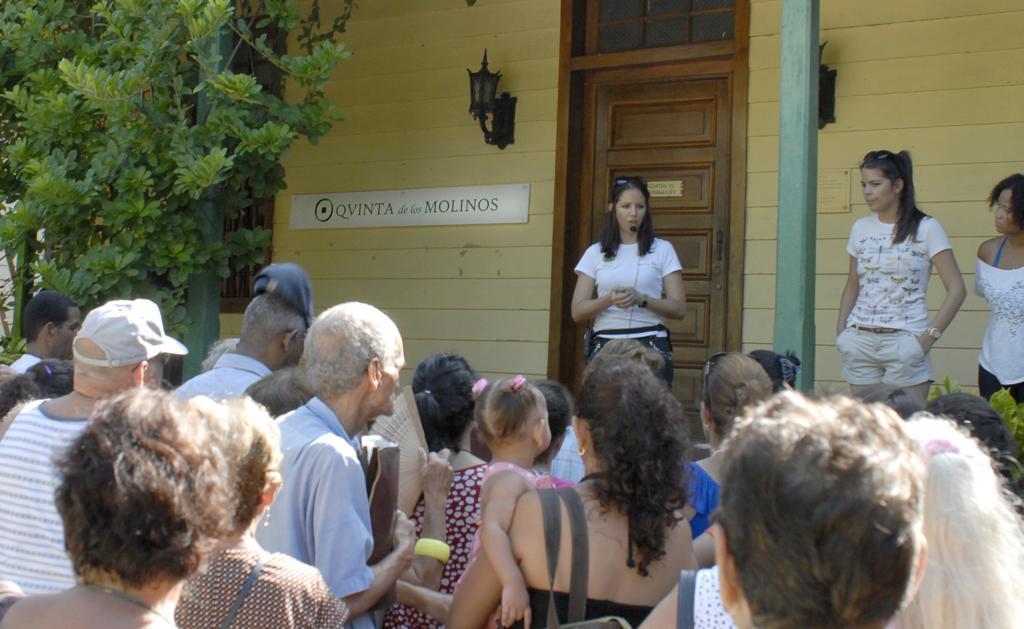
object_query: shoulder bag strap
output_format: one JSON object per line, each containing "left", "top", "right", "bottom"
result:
{"left": 675, "top": 569, "right": 699, "bottom": 629}
{"left": 556, "top": 488, "right": 590, "bottom": 624}
{"left": 538, "top": 488, "right": 564, "bottom": 629}
{"left": 220, "top": 561, "right": 266, "bottom": 629}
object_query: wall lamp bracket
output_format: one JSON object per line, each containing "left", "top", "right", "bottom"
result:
{"left": 467, "top": 50, "right": 517, "bottom": 149}
{"left": 819, "top": 42, "right": 837, "bottom": 130}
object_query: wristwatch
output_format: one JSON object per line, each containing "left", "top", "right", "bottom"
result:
{"left": 639, "top": 297, "right": 648, "bottom": 308}
{"left": 925, "top": 327, "right": 942, "bottom": 340}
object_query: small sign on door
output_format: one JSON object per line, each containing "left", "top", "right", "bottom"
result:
{"left": 648, "top": 180, "right": 685, "bottom": 198}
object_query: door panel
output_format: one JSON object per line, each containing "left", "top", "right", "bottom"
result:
{"left": 578, "top": 74, "right": 732, "bottom": 438}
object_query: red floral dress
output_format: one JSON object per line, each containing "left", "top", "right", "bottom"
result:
{"left": 384, "top": 463, "right": 487, "bottom": 628}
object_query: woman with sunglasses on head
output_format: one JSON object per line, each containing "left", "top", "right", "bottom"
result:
{"left": 687, "top": 353, "right": 773, "bottom": 567}
{"left": 975, "top": 174, "right": 1024, "bottom": 401}
{"left": 837, "top": 150, "right": 966, "bottom": 403}
{"left": 571, "top": 176, "right": 686, "bottom": 384}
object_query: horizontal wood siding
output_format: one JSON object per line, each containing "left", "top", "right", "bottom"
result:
{"left": 745, "top": 0, "right": 1024, "bottom": 393}
{"left": 264, "top": 0, "right": 560, "bottom": 382}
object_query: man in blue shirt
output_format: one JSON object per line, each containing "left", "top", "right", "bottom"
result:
{"left": 176, "top": 263, "right": 313, "bottom": 400}
{"left": 257, "top": 302, "right": 416, "bottom": 628}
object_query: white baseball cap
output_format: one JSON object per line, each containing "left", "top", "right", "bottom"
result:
{"left": 72, "top": 299, "right": 188, "bottom": 368}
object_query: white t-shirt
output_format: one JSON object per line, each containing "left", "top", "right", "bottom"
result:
{"left": 0, "top": 400, "right": 86, "bottom": 594}
{"left": 9, "top": 353, "right": 41, "bottom": 374}
{"left": 845, "top": 215, "right": 952, "bottom": 334}
{"left": 975, "top": 258, "right": 1024, "bottom": 385}
{"left": 574, "top": 238, "right": 683, "bottom": 336}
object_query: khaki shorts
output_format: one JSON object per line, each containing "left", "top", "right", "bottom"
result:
{"left": 837, "top": 327, "right": 934, "bottom": 387}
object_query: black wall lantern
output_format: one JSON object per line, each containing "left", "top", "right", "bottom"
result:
{"left": 818, "top": 42, "right": 837, "bottom": 130}
{"left": 468, "top": 50, "right": 516, "bottom": 149}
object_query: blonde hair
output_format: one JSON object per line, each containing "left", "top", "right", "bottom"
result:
{"left": 190, "top": 396, "right": 282, "bottom": 534}
{"left": 900, "top": 416, "right": 1024, "bottom": 629}
{"left": 704, "top": 353, "right": 773, "bottom": 439}
{"left": 474, "top": 376, "right": 546, "bottom": 446}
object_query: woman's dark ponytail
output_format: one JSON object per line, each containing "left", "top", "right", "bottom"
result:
{"left": 411, "top": 353, "right": 477, "bottom": 453}
{"left": 892, "top": 151, "right": 926, "bottom": 245}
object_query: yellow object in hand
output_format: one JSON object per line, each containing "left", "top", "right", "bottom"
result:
{"left": 414, "top": 538, "right": 451, "bottom": 564}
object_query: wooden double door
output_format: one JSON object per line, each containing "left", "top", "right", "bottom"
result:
{"left": 571, "top": 69, "right": 735, "bottom": 436}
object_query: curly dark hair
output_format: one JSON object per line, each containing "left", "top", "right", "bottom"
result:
{"left": 989, "top": 173, "right": 1024, "bottom": 229}
{"left": 926, "top": 392, "right": 1021, "bottom": 489}
{"left": 577, "top": 359, "right": 688, "bottom": 576}
{"left": 412, "top": 353, "right": 478, "bottom": 453}
{"left": 0, "top": 359, "right": 74, "bottom": 419}
{"left": 55, "top": 389, "right": 235, "bottom": 588}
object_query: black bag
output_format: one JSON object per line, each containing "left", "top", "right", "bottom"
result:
{"left": 535, "top": 488, "right": 631, "bottom": 629}
{"left": 585, "top": 325, "right": 671, "bottom": 364}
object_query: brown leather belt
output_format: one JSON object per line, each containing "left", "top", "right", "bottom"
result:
{"left": 852, "top": 324, "right": 900, "bottom": 334}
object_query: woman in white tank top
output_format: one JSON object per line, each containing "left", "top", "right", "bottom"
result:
{"left": 975, "top": 174, "right": 1024, "bottom": 401}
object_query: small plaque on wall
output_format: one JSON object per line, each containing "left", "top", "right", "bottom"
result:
{"left": 817, "top": 170, "right": 851, "bottom": 213}
{"left": 648, "top": 180, "right": 685, "bottom": 198}
{"left": 290, "top": 184, "right": 530, "bottom": 230}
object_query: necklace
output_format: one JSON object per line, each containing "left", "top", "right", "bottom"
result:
{"left": 80, "top": 583, "right": 176, "bottom": 626}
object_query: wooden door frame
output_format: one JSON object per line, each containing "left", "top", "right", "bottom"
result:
{"left": 547, "top": 0, "right": 750, "bottom": 382}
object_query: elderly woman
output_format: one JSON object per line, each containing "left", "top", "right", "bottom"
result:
{"left": 176, "top": 396, "right": 350, "bottom": 628}
{"left": 449, "top": 359, "right": 696, "bottom": 627}
{"left": 0, "top": 389, "right": 234, "bottom": 629}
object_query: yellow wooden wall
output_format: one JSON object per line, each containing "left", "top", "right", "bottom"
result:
{"left": 257, "top": 0, "right": 560, "bottom": 382}
{"left": 743, "top": 0, "right": 1024, "bottom": 393}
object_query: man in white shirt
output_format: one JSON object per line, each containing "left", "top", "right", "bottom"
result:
{"left": 175, "top": 263, "right": 313, "bottom": 401}
{"left": 9, "top": 290, "right": 81, "bottom": 373}
{"left": 0, "top": 299, "right": 187, "bottom": 594}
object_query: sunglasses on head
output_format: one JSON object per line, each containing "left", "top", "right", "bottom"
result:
{"left": 864, "top": 150, "right": 902, "bottom": 176}
{"left": 614, "top": 176, "right": 647, "bottom": 187}
{"left": 702, "top": 351, "right": 728, "bottom": 404}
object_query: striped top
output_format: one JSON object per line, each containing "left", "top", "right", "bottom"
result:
{"left": 0, "top": 400, "right": 86, "bottom": 594}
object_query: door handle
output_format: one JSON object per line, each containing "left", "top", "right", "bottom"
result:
{"left": 716, "top": 230, "right": 724, "bottom": 262}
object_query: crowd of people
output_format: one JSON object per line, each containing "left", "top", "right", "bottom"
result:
{"left": 0, "top": 158, "right": 1018, "bottom": 628}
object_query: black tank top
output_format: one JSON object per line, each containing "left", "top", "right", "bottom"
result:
{"left": 509, "top": 588, "right": 654, "bottom": 628}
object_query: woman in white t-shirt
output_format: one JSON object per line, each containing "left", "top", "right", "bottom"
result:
{"left": 975, "top": 173, "right": 1024, "bottom": 401}
{"left": 836, "top": 150, "right": 966, "bottom": 403}
{"left": 835, "top": 150, "right": 962, "bottom": 401}
{"left": 571, "top": 176, "right": 686, "bottom": 384}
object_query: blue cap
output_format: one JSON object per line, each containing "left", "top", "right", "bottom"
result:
{"left": 252, "top": 263, "right": 314, "bottom": 327}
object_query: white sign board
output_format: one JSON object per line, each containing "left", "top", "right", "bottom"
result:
{"left": 290, "top": 184, "right": 530, "bottom": 230}
{"left": 648, "top": 180, "right": 684, "bottom": 198}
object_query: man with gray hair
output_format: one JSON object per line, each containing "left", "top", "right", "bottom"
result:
{"left": 176, "top": 263, "right": 312, "bottom": 400}
{"left": 257, "top": 302, "right": 416, "bottom": 629}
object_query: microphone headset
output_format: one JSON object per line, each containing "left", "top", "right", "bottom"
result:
{"left": 629, "top": 226, "right": 638, "bottom": 232}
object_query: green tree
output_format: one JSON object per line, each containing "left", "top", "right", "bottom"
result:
{"left": 0, "top": 0, "right": 352, "bottom": 371}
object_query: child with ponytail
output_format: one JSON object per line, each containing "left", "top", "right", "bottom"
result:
{"left": 461, "top": 375, "right": 552, "bottom": 628}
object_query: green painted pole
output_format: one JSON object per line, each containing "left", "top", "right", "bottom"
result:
{"left": 9, "top": 237, "right": 34, "bottom": 342}
{"left": 182, "top": 17, "right": 233, "bottom": 379}
{"left": 773, "top": 0, "right": 819, "bottom": 391}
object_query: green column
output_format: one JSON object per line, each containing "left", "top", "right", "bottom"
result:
{"left": 773, "top": 0, "right": 819, "bottom": 391}
{"left": 182, "top": 18, "right": 233, "bottom": 379}
{"left": 9, "top": 237, "right": 34, "bottom": 343}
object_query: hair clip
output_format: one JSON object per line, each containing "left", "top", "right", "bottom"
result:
{"left": 510, "top": 375, "right": 527, "bottom": 392}
{"left": 922, "top": 438, "right": 959, "bottom": 462}
{"left": 779, "top": 357, "right": 799, "bottom": 383}
{"left": 472, "top": 378, "right": 489, "bottom": 398}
